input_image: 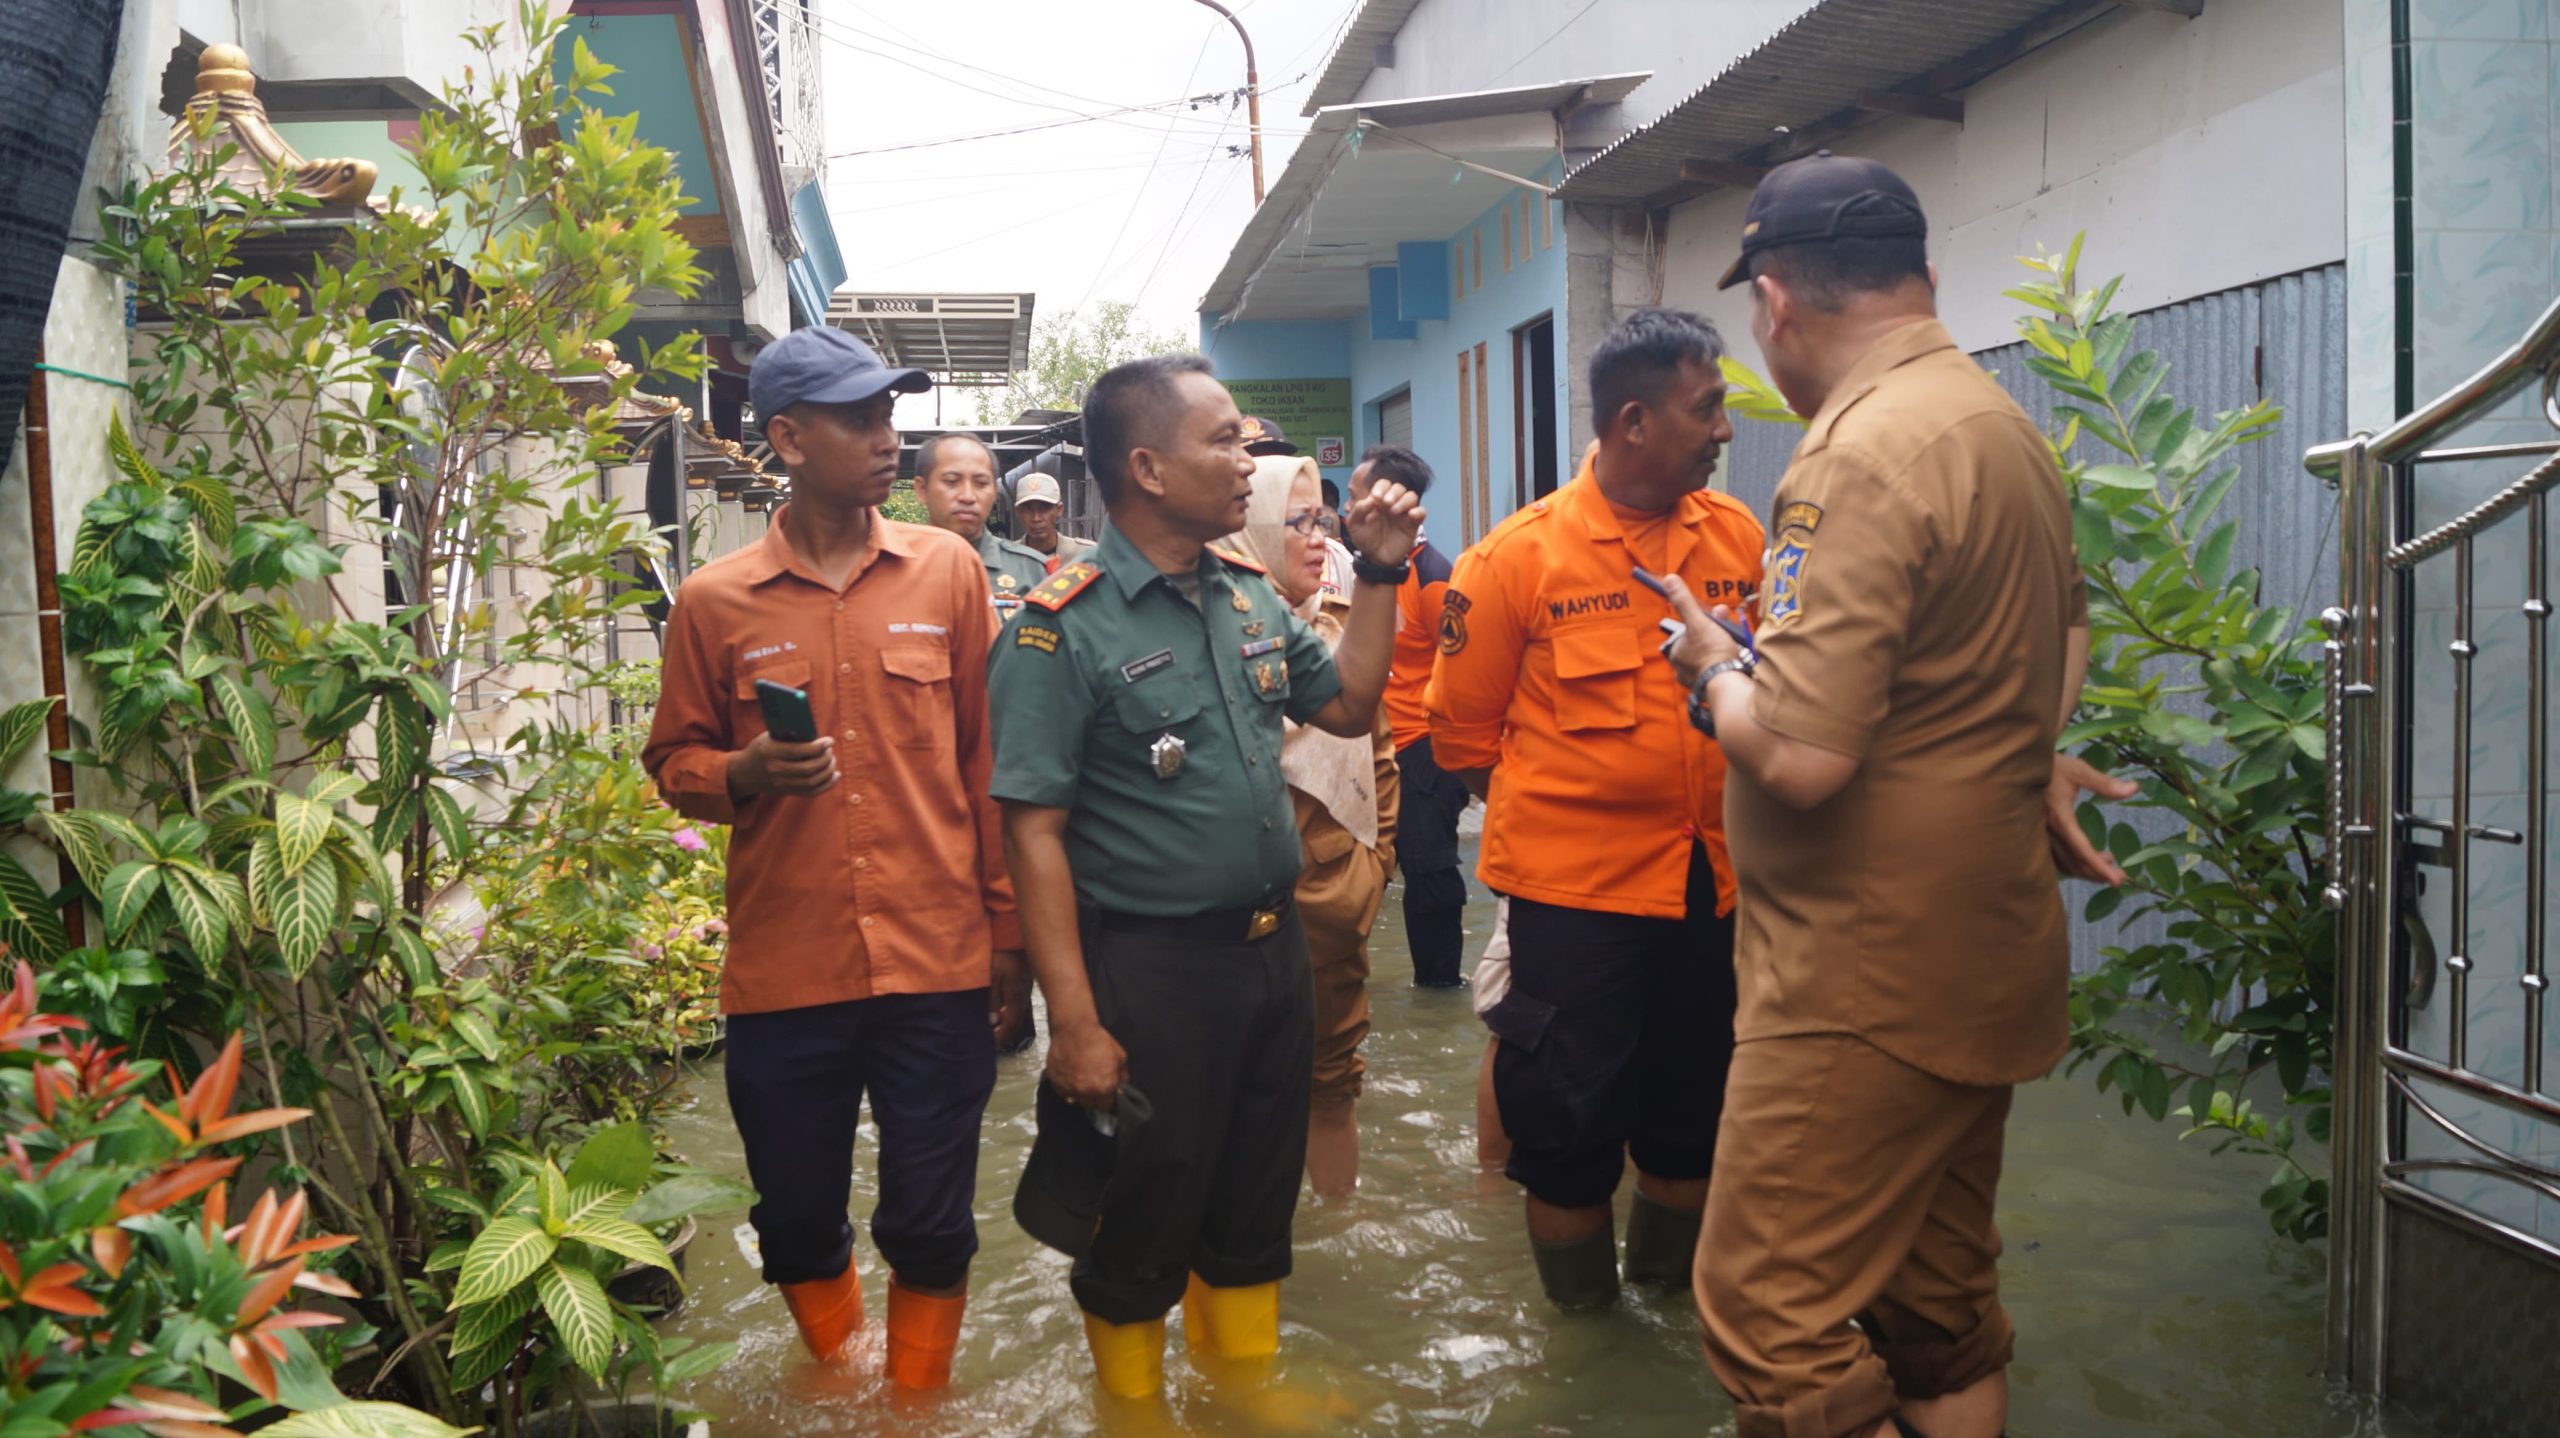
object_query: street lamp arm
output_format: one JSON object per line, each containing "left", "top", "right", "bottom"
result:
{"left": 1190, "top": 0, "right": 1265, "bottom": 206}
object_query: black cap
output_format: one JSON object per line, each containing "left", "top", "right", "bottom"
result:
{"left": 1716, "top": 151, "right": 1927, "bottom": 289}
{"left": 1238, "top": 415, "right": 1297, "bottom": 456}
{"left": 747, "top": 325, "right": 931, "bottom": 419}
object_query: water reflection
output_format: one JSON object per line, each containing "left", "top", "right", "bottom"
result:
{"left": 649, "top": 884, "right": 2413, "bottom": 1436}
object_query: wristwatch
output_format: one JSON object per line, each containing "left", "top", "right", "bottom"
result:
{"left": 1351, "top": 554, "right": 1411, "bottom": 585}
{"left": 1688, "top": 659, "right": 1752, "bottom": 737}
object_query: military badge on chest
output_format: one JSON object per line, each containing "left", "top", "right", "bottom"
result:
{"left": 1151, "top": 732, "right": 1187, "bottom": 779}
{"left": 1240, "top": 636, "right": 1286, "bottom": 697}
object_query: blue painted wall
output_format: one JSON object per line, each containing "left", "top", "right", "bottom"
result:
{"left": 1200, "top": 163, "right": 1573, "bottom": 551}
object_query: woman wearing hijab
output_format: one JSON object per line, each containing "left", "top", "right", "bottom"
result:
{"left": 1228, "top": 453, "right": 1397, "bottom": 1199}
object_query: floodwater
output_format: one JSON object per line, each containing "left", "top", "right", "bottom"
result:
{"left": 649, "top": 868, "right": 2422, "bottom": 1437}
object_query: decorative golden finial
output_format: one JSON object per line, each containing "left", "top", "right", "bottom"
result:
{"left": 170, "top": 44, "right": 378, "bottom": 207}
{"left": 195, "top": 44, "right": 257, "bottom": 96}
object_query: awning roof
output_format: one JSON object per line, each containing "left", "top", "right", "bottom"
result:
{"left": 1302, "top": 0, "right": 1429, "bottom": 115}
{"left": 1201, "top": 74, "right": 1650, "bottom": 323}
{"left": 1555, "top": 0, "right": 2122, "bottom": 207}
{"left": 823, "top": 292, "right": 1035, "bottom": 385}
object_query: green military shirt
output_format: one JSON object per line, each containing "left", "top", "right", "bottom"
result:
{"left": 978, "top": 529, "right": 1052, "bottom": 618}
{"left": 988, "top": 523, "right": 1344, "bottom": 916}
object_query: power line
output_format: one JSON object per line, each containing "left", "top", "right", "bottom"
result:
{"left": 1133, "top": 130, "right": 1246, "bottom": 311}
{"left": 805, "top": 5, "right": 1318, "bottom": 157}
{"left": 1074, "top": 19, "right": 1223, "bottom": 316}
{"left": 856, "top": 184, "right": 1134, "bottom": 278}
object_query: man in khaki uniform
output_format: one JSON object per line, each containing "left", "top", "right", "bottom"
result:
{"left": 1664, "top": 154, "right": 2133, "bottom": 1438}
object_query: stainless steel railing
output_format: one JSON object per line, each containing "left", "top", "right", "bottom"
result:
{"left": 2307, "top": 292, "right": 2560, "bottom": 1395}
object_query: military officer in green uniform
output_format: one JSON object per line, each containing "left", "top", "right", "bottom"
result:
{"left": 915, "top": 431, "right": 1050, "bottom": 614}
{"left": 990, "top": 353, "right": 1422, "bottom": 1401}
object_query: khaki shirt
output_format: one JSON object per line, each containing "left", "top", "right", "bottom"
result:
{"left": 1726, "top": 318, "right": 2084, "bottom": 1086}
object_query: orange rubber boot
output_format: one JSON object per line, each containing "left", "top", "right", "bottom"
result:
{"left": 778, "top": 1264, "right": 865, "bottom": 1364}
{"left": 884, "top": 1281, "right": 967, "bottom": 1391}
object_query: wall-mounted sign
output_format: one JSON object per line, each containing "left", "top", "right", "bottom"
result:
{"left": 1225, "top": 378, "right": 1353, "bottom": 469}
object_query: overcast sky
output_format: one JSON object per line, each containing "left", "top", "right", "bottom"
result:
{"left": 812, "top": 0, "right": 1357, "bottom": 420}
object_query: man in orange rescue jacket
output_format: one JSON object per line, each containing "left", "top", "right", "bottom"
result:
{"left": 1428, "top": 307, "right": 1763, "bottom": 1310}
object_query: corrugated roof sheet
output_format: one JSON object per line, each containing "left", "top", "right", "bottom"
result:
{"left": 1302, "top": 0, "right": 1428, "bottom": 115}
{"left": 1556, "top": 0, "right": 2115, "bottom": 204}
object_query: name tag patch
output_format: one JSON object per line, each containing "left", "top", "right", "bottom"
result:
{"left": 1120, "top": 649, "right": 1177, "bottom": 684}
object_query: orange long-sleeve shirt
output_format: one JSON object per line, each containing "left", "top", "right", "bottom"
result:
{"left": 1427, "top": 462, "right": 1764, "bottom": 919}
{"left": 642, "top": 509, "right": 1020, "bottom": 1015}
{"left": 1382, "top": 538, "right": 1454, "bottom": 752}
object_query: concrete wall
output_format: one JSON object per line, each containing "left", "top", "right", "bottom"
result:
{"left": 179, "top": 0, "right": 522, "bottom": 117}
{"left": 1658, "top": 0, "right": 2348, "bottom": 357}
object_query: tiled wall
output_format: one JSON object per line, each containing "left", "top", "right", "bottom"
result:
{"left": 2355, "top": 0, "right": 2560, "bottom": 1241}
{"left": 0, "top": 256, "right": 129, "bottom": 909}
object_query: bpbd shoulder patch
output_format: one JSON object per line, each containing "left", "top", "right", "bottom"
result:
{"left": 1026, "top": 560, "right": 1102, "bottom": 612}
{"left": 1438, "top": 589, "right": 1473, "bottom": 655}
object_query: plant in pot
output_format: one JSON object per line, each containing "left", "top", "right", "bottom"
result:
{"left": 0, "top": 954, "right": 463, "bottom": 1437}
{"left": 434, "top": 1124, "right": 743, "bottom": 1436}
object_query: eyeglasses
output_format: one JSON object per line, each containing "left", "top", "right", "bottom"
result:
{"left": 1282, "top": 512, "right": 1327, "bottom": 536}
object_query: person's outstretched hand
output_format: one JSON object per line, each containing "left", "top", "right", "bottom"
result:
{"left": 1658, "top": 575, "right": 1741, "bottom": 689}
{"left": 2048, "top": 753, "right": 2141, "bottom": 884}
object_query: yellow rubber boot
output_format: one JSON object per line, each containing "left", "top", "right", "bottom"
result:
{"left": 1082, "top": 1312, "right": 1168, "bottom": 1399}
{"left": 1181, "top": 1275, "right": 1280, "bottom": 1360}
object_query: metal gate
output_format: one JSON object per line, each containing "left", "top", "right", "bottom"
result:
{"left": 2314, "top": 297, "right": 2560, "bottom": 1435}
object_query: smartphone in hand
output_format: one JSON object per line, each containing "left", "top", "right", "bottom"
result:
{"left": 1633, "top": 566, "right": 1756, "bottom": 652}
{"left": 753, "top": 678, "right": 818, "bottom": 743}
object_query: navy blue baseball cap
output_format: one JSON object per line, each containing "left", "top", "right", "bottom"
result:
{"left": 1717, "top": 150, "right": 1927, "bottom": 289}
{"left": 748, "top": 325, "right": 931, "bottom": 418}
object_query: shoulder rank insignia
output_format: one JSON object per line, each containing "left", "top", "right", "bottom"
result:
{"left": 1209, "top": 544, "right": 1267, "bottom": 576}
{"left": 1025, "top": 560, "right": 1102, "bottom": 612}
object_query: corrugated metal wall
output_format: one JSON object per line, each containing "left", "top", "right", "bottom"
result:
{"left": 1717, "top": 263, "right": 2348, "bottom": 972}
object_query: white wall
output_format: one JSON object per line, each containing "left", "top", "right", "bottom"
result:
{"left": 1659, "top": 0, "right": 2346, "bottom": 356}
{"left": 1351, "top": 0, "right": 1806, "bottom": 135}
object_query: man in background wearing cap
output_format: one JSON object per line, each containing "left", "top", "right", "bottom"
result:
{"left": 1013, "top": 470, "right": 1092, "bottom": 568}
{"left": 1663, "top": 153, "right": 2134, "bottom": 1438}
{"left": 917, "top": 431, "right": 1051, "bottom": 616}
{"left": 643, "top": 326, "right": 1031, "bottom": 1393}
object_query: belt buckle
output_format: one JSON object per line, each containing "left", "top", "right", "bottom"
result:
{"left": 1245, "top": 905, "right": 1282, "bottom": 941}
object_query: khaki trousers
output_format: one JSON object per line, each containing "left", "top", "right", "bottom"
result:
{"left": 1697, "top": 1035, "right": 2016, "bottom": 1438}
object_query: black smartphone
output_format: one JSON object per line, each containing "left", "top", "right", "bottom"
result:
{"left": 1633, "top": 566, "right": 1757, "bottom": 651}
{"left": 753, "top": 678, "right": 817, "bottom": 743}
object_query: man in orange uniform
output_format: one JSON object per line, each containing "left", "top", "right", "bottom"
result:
{"left": 643, "top": 326, "right": 1029, "bottom": 1393}
{"left": 1353, "top": 444, "right": 1467, "bottom": 988}
{"left": 1427, "top": 308, "right": 1764, "bottom": 1309}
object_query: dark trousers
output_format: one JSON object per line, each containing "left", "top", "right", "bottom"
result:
{"left": 724, "top": 989, "right": 996, "bottom": 1290}
{"left": 1069, "top": 907, "right": 1315, "bottom": 1325}
{"left": 1485, "top": 843, "right": 1738, "bottom": 1210}
{"left": 1395, "top": 736, "right": 1470, "bottom": 986}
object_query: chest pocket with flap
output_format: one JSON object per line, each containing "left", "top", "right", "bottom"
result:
{"left": 1108, "top": 668, "right": 1205, "bottom": 737}
{"left": 1550, "top": 623, "right": 1639, "bottom": 732}
{"left": 880, "top": 644, "right": 954, "bottom": 748}
{"left": 733, "top": 657, "right": 813, "bottom": 736}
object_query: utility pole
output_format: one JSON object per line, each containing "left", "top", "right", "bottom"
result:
{"left": 1191, "top": 0, "right": 1264, "bottom": 205}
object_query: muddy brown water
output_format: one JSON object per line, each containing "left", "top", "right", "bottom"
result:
{"left": 645, "top": 869, "right": 2421, "bottom": 1436}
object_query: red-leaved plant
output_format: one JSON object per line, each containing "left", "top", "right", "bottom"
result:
{"left": 0, "top": 954, "right": 462, "bottom": 1437}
